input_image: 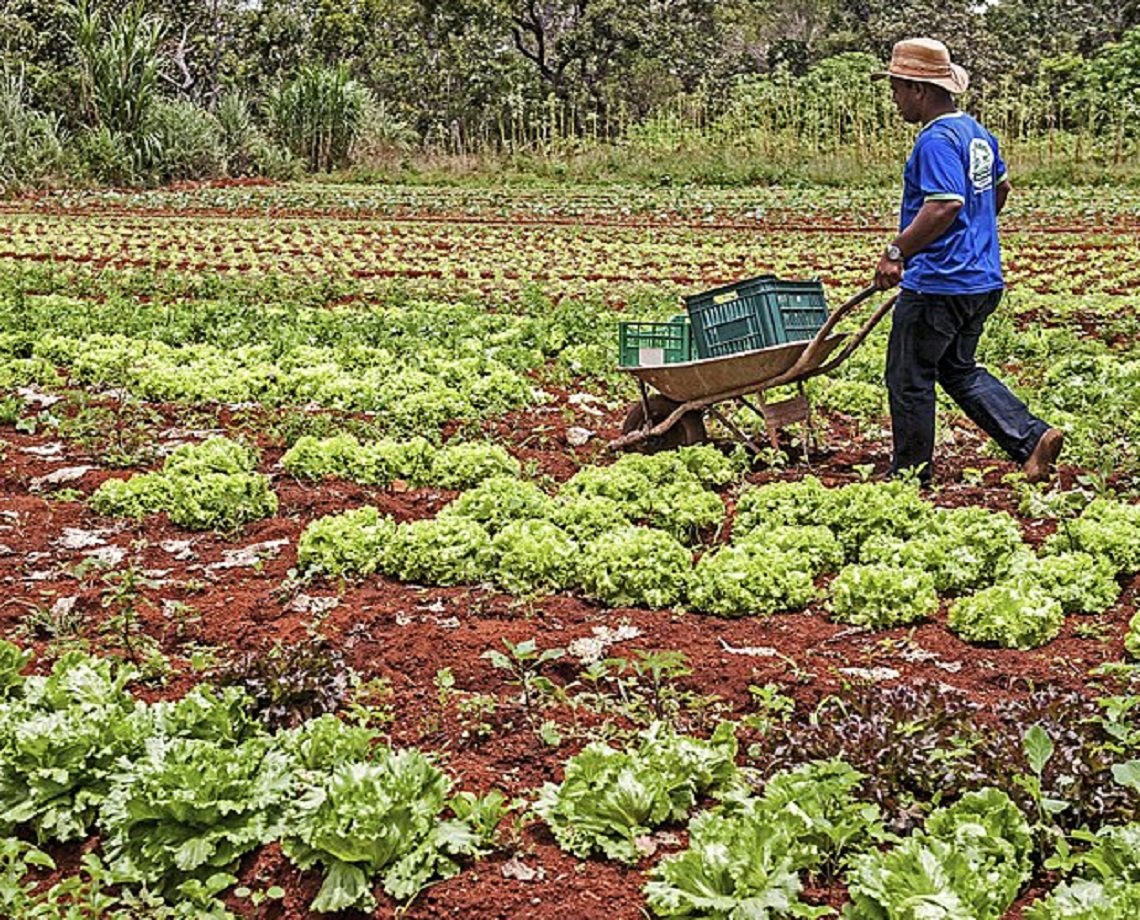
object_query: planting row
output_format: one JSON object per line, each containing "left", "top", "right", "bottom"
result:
{"left": 7, "top": 643, "right": 1140, "bottom": 918}
{"left": 285, "top": 445, "right": 1139, "bottom": 648}
{"left": 2, "top": 214, "right": 1136, "bottom": 299}
{"left": 8, "top": 183, "right": 1140, "bottom": 231}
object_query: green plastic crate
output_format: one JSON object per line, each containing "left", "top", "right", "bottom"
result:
{"left": 618, "top": 315, "right": 692, "bottom": 367}
{"left": 685, "top": 276, "right": 828, "bottom": 359}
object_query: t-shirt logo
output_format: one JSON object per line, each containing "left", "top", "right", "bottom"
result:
{"left": 969, "top": 138, "right": 994, "bottom": 193}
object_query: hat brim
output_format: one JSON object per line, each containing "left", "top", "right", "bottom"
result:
{"left": 871, "top": 63, "right": 969, "bottom": 94}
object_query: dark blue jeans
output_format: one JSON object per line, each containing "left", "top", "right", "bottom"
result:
{"left": 886, "top": 288, "right": 1049, "bottom": 480}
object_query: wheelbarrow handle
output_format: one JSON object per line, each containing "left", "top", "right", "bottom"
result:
{"left": 773, "top": 285, "right": 888, "bottom": 385}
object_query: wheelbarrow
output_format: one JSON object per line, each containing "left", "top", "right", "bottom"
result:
{"left": 609, "top": 285, "right": 897, "bottom": 456}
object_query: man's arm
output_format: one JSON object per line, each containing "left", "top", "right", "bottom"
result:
{"left": 874, "top": 199, "right": 962, "bottom": 290}
{"left": 996, "top": 178, "right": 1011, "bottom": 215}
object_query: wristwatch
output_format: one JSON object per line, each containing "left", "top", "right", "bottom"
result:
{"left": 885, "top": 243, "right": 905, "bottom": 263}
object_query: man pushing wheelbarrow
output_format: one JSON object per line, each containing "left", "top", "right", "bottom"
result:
{"left": 870, "top": 37, "right": 1063, "bottom": 485}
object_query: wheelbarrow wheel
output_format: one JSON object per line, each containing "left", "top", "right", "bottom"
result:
{"left": 621, "top": 396, "right": 707, "bottom": 453}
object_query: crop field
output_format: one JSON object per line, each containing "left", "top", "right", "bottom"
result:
{"left": 2, "top": 181, "right": 1140, "bottom": 919}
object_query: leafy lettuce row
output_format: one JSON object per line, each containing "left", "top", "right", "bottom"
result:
{"left": 282, "top": 434, "right": 519, "bottom": 490}
{"left": 298, "top": 468, "right": 1133, "bottom": 641}
{"left": 22, "top": 330, "right": 535, "bottom": 433}
{"left": 0, "top": 643, "right": 500, "bottom": 916}
{"left": 90, "top": 436, "right": 278, "bottom": 531}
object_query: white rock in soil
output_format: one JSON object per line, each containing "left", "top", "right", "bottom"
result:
{"left": 207, "top": 538, "right": 290, "bottom": 570}
{"left": 288, "top": 593, "right": 341, "bottom": 615}
{"left": 21, "top": 443, "right": 64, "bottom": 459}
{"left": 31, "top": 466, "right": 95, "bottom": 491}
{"left": 838, "top": 666, "right": 901, "bottom": 682}
{"left": 566, "top": 426, "right": 594, "bottom": 447}
{"left": 83, "top": 545, "right": 126, "bottom": 567}
{"left": 501, "top": 857, "right": 543, "bottom": 882}
{"left": 56, "top": 527, "right": 109, "bottom": 550}
{"left": 0, "top": 545, "right": 12, "bottom": 556}
{"left": 160, "top": 428, "right": 224, "bottom": 441}
{"left": 568, "top": 624, "right": 642, "bottom": 664}
{"left": 17, "top": 387, "right": 63, "bottom": 408}
{"left": 568, "top": 392, "right": 605, "bottom": 406}
{"left": 50, "top": 596, "right": 78, "bottom": 619}
{"left": 718, "top": 638, "right": 779, "bottom": 657}
{"left": 159, "top": 539, "right": 195, "bottom": 560}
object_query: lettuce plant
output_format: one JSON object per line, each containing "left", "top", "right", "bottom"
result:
{"left": 645, "top": 759, "right": 880, "bottom": 919}
{"left": 438, "top": 475, "right": 554, "bottom": 535}
{"left": 1025, "top": 878, "right": 1140, "bottom": 919}
{"left": 429, "top": 442, "right": 520, "bottom": 489}
{"left": 1026, "top": 823, "right": 1140, "bottom": 919}
{"left": 489, "top": 519, "right": 578, "bottom": 595}
{"left": 733, "top": 476, "right": 831, "bottom": 538}
{"left": 948, "top": 583, "right": 1064, "bottom": 649}
{"left": 845, "top": 788, "right": 1032, "bottom": 920}
{"left": 643, "top": 480, "right": 725, "bottom": 544}
{"left": 829, "top": 564, "right": 938, "bottom": 629}
{"left": 296, "top": 506, "right": 398, "bottom": 577}
{"left": 395, "top": 517, "right": 493, "bottom": 586}
{"left": 99, "top": 734, "right": 291, "bottom": 901}
{"left": 824, "top": 480, "right": 935, "bottom": 559}
{"left": 1044, "top": 498, "right": 1140, "bottom": 574}
{"left": 1126, "top": 612, "right": 1140, "bottom": 660}
{"left": 860, "top": 507, "right": 1024, "bottom": 594}
{"left": 280, "top": 750, "right": 484, "bottom": 912}
{"left": 688, "top": 544, "right": 816, "bottom": 617}
{"left": 737, "top": 524, "right": 845, "bottom": 575}
{"left": 0, "top": 651, "right": 147, "bottom": 843}
{"left": 1003, "top": 550, "right": 1121, "bottom": 615}
{"left": 91, "top": 436, "right": 277, "bottom": 531}
{"left": 550, "top": 494, "right": 632, "bottom": 541}
{"left": 534, "top": 722, "right": 740, "bottom": 864}
{"left": 578, "top": 526, "right": 692, "bottom": 608}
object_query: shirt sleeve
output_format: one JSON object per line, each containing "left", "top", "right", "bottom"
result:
{"left": 916, "top": 133, "right": 967, "bottom": 204}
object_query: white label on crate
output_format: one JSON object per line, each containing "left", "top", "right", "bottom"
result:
{"left": 713, "top": 291, "right": 738, "bottom": 305}
{"left": 639, "top": 347, "right": 666, "bottom": 367}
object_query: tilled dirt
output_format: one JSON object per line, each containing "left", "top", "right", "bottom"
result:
{"left": 4, "top": 396, "right": 1136, "bottom": 919}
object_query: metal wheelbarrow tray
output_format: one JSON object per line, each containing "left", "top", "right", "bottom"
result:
{"left": 610, "top": 285, "right": 897, "bottom": 455}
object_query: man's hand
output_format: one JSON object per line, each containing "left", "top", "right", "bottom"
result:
{"left": 874, "top": 253, "right": 904, "bottom": 290}
{"left": 872, "top": 199, "right": 962, "bottom": 291}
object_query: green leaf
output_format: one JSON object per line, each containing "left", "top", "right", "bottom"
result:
{"left": 1112, "top": 760, "right": 1140, "bottom": 791}
{"left": 1024, "top": 724, "right": 1055, "bottom": 776}
{"left": 481, "top": 650, "right": 511, "bottom": 671}
{"left": 310, "top": 859, "right": 373, "bottom": 913}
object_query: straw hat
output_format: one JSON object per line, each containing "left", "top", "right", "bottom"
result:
{"left": 872, "top": 38, "right": 969, "bottom": 94}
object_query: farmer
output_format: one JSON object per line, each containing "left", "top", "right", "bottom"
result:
{"left": 870, "top": 37, "right": 1063, "bottom": 484}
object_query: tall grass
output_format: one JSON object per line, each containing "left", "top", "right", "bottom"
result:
{"left": 268, "top": 64, "right": 371, "bottom": 172}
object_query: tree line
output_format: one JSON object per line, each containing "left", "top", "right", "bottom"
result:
{"left": 1, "top": 0, "right": 1138, "bottom": 187}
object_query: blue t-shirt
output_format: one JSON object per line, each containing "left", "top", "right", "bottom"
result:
{"left": 900, "top": 111, "right": 1008, "bottom": 295}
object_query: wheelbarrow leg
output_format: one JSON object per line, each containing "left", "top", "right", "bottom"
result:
{"left": 709, "top": 405, "right": 765, "bottom": 455}
{"left": 739, "top": 393, "right": 782, "bottom": 453}
{"left": 637, "top": 380, "right": 653, "bottom": 434}
{"left": 799, "top": 381, "right": 814, "bottom": 469}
